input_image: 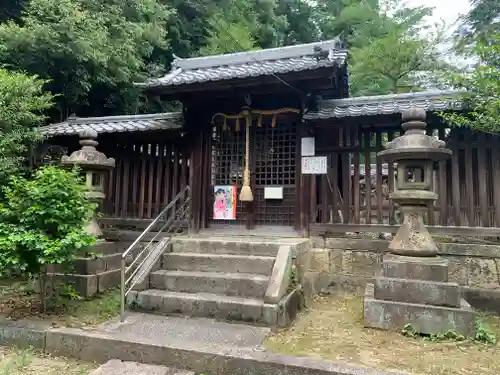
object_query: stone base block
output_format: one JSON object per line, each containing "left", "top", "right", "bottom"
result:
{"left": 40, "top": 269, "right": 121, "bottom": 298}
{"left": 84, "top": 241, "right": 129, "bottom": 256}
{"left": 382, "top": 255, "right": 449, "bottom": 282}
{"left": 34, "top": 274, "right": 98, "bottom": 298}
{"left": 374, "top": 277, "right": 461, "bottom": 307}
{"left": 364, "top": 284, "right": 475, "bottom": 336}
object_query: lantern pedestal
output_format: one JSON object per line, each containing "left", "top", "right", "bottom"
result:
{"left": 363, "top": 108, "right": 475, "bottom": 337}
{"left": 364, "top": 256, "right": 475, "bottom": 336}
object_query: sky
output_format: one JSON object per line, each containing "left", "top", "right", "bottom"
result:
{"left": 407, "top": 0, "right": 471, "bottom": 28}
{"left": 406, "top": 0, "right": 474, "bottom": 66}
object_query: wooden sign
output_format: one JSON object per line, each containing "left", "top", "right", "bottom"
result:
{"left": 302, "top": 156, "right": 327, "bottom": 175}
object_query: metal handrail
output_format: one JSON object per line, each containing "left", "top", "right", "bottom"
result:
{"left": 120, "top": 185, "right": 190, "bottom": 321}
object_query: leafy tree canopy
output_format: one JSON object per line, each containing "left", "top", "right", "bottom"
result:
{"left": 442, "top": 0, "right": 500, "bottom": 132}
{"left": 0, "top": 69, "right": 53, "bottom": 185}
{"left": 0, "top": 0, "right": 173, "bottom": 118}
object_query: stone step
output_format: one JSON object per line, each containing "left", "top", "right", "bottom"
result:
{"left": 150, "top": 270, "right": 269, "bottom": 298}
{"left": 128, "top": 289, "right": 268, "bottom": 323}
{"left": 88, "top": 359, "right": 194, "bottom": 375}
{"left": 171, "top": 238, "right": 282, "bottom": 256}
{"left": 162, "top": 252, "right": 275, "bottom": 275}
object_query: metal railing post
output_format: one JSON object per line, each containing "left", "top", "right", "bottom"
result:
{"left": 120, "top": 257, "right": 126, "bottom": 322}
{"left": 118, "top": 185, "right": 191, "bottom": 321}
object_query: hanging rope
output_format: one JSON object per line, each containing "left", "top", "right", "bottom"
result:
{"left": 210, "top": 106, "right": 301, "bottom": 202}
{"left": 239, "top": 111, "right": 253, "bottom": 202}
{"left": 211, "top": 107, "right": 301, "bottom": 126}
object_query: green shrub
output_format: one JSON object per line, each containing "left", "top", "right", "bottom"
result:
{"left": 0, "top": 165, "right": 97, "bottom": 277}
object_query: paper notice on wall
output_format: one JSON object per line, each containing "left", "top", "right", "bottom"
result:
{"left": 301, "top": 137, "right": 315, "bottom": 156}
{"left": 301, "top": 156, "right": 327, "bottom": 174}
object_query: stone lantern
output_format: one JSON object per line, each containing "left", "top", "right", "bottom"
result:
{"left": 380, "top": 108, "right": 451, "bottom": 257}
{"left": 363, "top": 108, "right": 475, "bottom": 336}
{"left": 61, "top": 129, "right": 115, "bottom": 237}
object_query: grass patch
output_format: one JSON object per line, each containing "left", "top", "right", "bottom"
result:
{"left": 0, "top": 347, "right": 95, "bottom": 375}
{"left": 0, "top": 279, "right": 120, "bottom": 328}
{"left": 265, "top": 293, "right": 500, "bottom": 375}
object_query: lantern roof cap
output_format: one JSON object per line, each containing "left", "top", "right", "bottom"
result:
{"left": 61, "top": 129, "right": 115, "bottom": 169}
{"left": 378, "top": 108, "right": 451, "bottom": 162}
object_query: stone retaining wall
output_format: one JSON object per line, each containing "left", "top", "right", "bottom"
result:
{"left": 307, "top": 237, "right": 500, "bottom": 313}
{"left": 40, "top": 241, "right": 133, "bottom": 298}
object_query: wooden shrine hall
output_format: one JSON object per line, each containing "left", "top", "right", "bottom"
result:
{"left": 39, "top": 39, "right": 500, "bottom": 238}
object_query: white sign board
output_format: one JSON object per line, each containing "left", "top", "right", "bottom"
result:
{"left": 264, "top": 186, "right": 284, "bottom": 200}
{"left": 301, "top": 137, "right": 315, "bottom": 156}
{"left": 302, "top": 156, "right": 327, "bottom": 175}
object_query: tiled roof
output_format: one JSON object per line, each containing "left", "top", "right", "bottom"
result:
{"left": 142, "top": 40, "right": 347, "bottom": 89}
{"left": 304, "top": 90, "right": 464, "bottom": 120}
{"left": 40, "top": 112, "right": 183, "bottom": 136}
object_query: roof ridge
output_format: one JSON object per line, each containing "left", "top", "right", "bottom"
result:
{"left": 41, "top": 112, "right": 182, "bottom": 128}
{"left": 324, "top": 90, "right": 461, "bottom": 107}
{"left": 304, "top": 90, "right": 464, "bottom": 120}
{"left": 172, "top": 39, "right": 344, "bottom": 71}
{"left": 40, "top": 112, "right": 183, "bottom": 137}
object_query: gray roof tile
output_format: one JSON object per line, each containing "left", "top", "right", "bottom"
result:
{"left": 41, "top": 112, "right": 183, "bottom": 136}
{"left": 142, "top": 40, "right": 347, "bottom": 88}
{"left": 304, "top": 90, "right": 464, "bottom": 120}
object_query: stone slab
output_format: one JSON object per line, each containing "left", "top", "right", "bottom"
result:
{"left": 98, "top": 312, "right": 270, "bottom": 349}
{"left": 45, "top": 325, "right": 410, "bottom": 375}
{"left": 364, "top": 284, "right": 475, "bottom": 336}
{"left": 171, "top": 238, "right": 283, "bottom": 256}
{"left": 97, "top": 269, "right": 122, "bottom": 293}
{"left": 128, "top": 289, "right": 265, "bottom": 323}
{"left": 319, "top": 238, "right": 500, "bottom": 259}
{"left": 265, "top": 246, "right": 292, "bottom": 304}
{"left": 163, "top": 252, "right": 275, "bottom": 275}
{"left": 150, "top": 270, "right": 269, "bottom": 299}
{"left": 382, "top": 255, "right": 449, "bottom": 282}
{"left": 45, "top": 273, "right": 98, "bottom": 297}
{"left": 0, "top": 319, "right": 50, "bottom": 349}
{"left": 87, "top": 241, "right": 130, "bottom": 256}
{"left": 374, "top": 277, "right": 461, "bottom": 307}
{"left": 262, "top": 287, "right": 304, "bottom": 328}
{"left": 89, "top": 360, "right": 194, "bottom": 375}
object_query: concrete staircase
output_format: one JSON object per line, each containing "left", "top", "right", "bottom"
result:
{"left": 127, "top": 237, "right": 308, "bottom": 327}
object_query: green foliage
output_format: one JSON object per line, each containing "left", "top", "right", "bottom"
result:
{"left": 0, "top": 0, "right": 172, "bottom": 117}
{"left": 198, "top": 16, "right": 258, "bottom": 56}
{"left": 0, "top": 166, "right": 97, "bottom": 277}
{"left": 464, "top": 0, "right": 500, "bottom": 38}
{"left": 401, "top": 323, "right": 467, "bottom": 342}
{"left": 401, "top": 317, "right": 497, "bottom": 345}
{"left": 347, "top": 0, "right": 447, "bottom": 96}
{"left": 0, "top": 69, "right": 54, "bottom": 185}
{"left": 196, "top": 0, "right": 287, "bottom": 56}
{"left": 442, "top": 1, "right": 499, "bottom": 133}
{"left": 475, "top": 316, "right": 498, "bottom": 344}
